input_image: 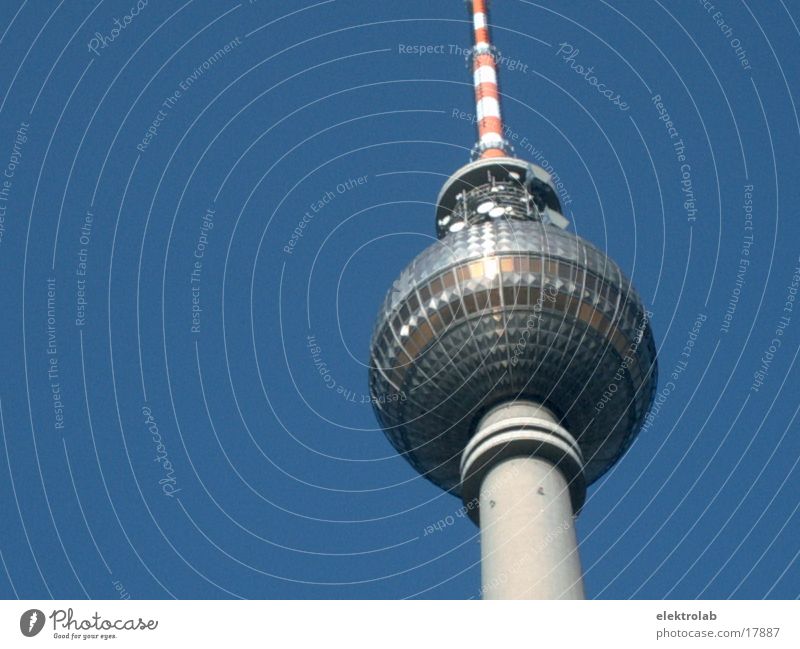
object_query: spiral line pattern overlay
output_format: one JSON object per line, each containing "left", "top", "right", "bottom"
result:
{"left": 0, "top": 1, "right": 798, "bottom": 599}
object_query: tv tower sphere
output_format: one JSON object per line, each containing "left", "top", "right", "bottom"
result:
{"left": 369, "top": 0, "right": 657, "bottom": 599}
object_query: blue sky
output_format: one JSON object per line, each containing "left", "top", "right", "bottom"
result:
{"left": 0, "top": 0, "right": 798, "bottom": 599}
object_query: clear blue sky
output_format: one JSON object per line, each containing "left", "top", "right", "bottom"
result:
{"left": 0, "top": 0, "right": 798, "bottom": 599}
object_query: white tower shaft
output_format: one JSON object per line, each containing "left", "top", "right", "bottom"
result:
{"left": 460, "top": 400, "right": 586, "bottom": 599}
{"left": 479, "top": 456, "right": 584, "bottom": 599}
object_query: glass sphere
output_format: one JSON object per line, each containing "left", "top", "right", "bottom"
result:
{"left": 369, "top": 219, "right": 657, "bottom": 495}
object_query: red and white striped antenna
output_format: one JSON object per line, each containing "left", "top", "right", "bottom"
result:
{"left": 469, "top": 0, "right": 509, "bottom": 158}
{"left": 432, "top": 1, "right": 569, "bottom": 234}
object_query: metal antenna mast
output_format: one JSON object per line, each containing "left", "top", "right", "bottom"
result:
{"left": 469, "top": 0, "right": 509, "bottom": 158}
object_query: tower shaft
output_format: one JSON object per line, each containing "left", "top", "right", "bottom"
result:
{"left": 479, "top": 457, "right": 584, "bottom": 599}
{"left": 462, "top": 400, "right": 586, "bottom": 599}
{"left": 469, "top": 0, "right": 508, "bottom": 158}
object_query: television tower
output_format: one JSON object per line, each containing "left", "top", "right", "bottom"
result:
{"left": 369, "top": 0, "right": 657, "bottom": 599}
